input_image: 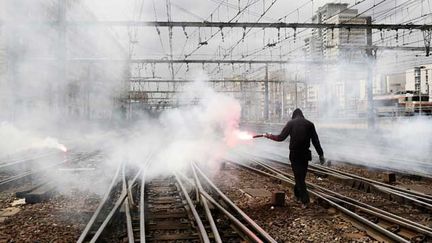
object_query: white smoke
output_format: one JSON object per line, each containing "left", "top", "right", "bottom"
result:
{"left": 105, "top": 73, "right": 244, "bottom": 177}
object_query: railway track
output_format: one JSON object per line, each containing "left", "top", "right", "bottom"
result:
{"left": 0, "top": 150, "right": 99, "bottom": 191}
{"left": 0, "top": 150, "right": 60, "bottom": 170}
{"left": 144, "top": 177, "right": 206, "bottom": 242}
{"left": 254, "top": 152, "right": 432, "bottom": 212}
{"left": 226, "top": 158, "right": 432, "bottom": 243}
{"left": 78, "top": 160, "right": 277, "bottom": 243}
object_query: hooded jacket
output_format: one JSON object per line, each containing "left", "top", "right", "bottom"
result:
{"left": 268, "top": 108, "right": 324, "bottom": 160}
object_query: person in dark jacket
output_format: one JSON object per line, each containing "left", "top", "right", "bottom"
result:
{"left": 264, "top": 108, "right": 325, "bottom": 207}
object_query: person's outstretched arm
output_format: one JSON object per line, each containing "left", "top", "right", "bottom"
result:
{"left": 265, "top": 122, "right": 291, "bottom": 142}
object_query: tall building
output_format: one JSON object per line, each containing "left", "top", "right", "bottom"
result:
{"left": 304, "top": 3, "right": 369, "bottom": 117}
{"left": 306, "top": 3, "right": 368, "bottom": 61}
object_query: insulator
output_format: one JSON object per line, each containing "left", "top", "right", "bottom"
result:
{"left": 277, "top": 27, "right": 281, "bottom": 42}
{"left": 347, "top": 28, "right": 350, "bottom": 43}
{"left": 182, "top": 26, "right": 188, "bottom": 39}
{"left": 395, "top": 30, "right": 398, "bottom": 43}
{"left": 220, "top": 27, "right": 224, "bottom": 42}
{"left": 210, "top": 14, "right": 213, "bottom": 35}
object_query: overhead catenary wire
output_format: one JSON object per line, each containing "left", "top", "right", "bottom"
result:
{"left": 226, "top": 0, "right": 373, "bottom": 77}
{"left": 174, "top": 0, "right": 262, "bottom": 75}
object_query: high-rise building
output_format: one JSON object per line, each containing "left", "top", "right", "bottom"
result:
{"left": 306, "top": 3, "right": 368, "bottom": 61}
{"left": 304, "top": 3, "right": 370, "bottom": 117}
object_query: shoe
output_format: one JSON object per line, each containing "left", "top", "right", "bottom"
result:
{"left": 301, "top": 203, "right": 308, "bottom": 209}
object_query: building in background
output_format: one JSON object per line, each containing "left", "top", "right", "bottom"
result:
{"left": 406, "top": 66, "right": 431, "bottom": 98}
{"left": 304, "top": 3, "right": 369, "bottom": 117}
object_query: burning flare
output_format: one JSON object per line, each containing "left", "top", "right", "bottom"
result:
{"left": 57, "top": 144, "right": 68, "bottom": 153}
{"left": 234, "top": 130, "right": 254, "bottom": 140}
{"left": 31, "top": 137, "right": 68, "bottom": 152}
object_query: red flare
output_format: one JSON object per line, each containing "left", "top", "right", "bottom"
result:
{"left": 235, "top": 130, "right": 254, "bottom": 140}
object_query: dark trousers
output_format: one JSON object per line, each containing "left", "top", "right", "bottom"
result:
{"left": 290, "top": 158, "right": 310, "bottom": 204}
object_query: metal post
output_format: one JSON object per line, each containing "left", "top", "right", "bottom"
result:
{"left": 6, "top": 27, "right": 18, "bottom": 121}
{"left": 281, "top": 82, "right": 285, "bottom": 120}
{"left": 264, "top": 64, "right": 269, "bottom": 120}
{"left": 366, "top": 17, "right": 375, "bottom": 129}
{"left": 58, "top": 0, "right": 67, "bottom": 116}
{"left": 426, "top": 69, "right": 430, "bottom": 98}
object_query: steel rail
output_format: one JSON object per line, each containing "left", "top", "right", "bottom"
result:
{"left": 252, "top": 153, "right": 432, "bottom": 208}
{"left": 0, "top": 151, "right": 87, "bottom": 190}
{"left": 229, "top": 160, "right": 410, "bottom": 242}
{"left": 380, "top": 186, "right": 432, "bottom": 204}
{"left": 139, "top": 169, "right": 146, "bottom": 243}
{"left": 90, "top": 190, "right": 128, "bottom": 243}
{"left": 90, "top": 169, "right": 142, "bottom": 243}
{"left": 124, "top": 197, "right": 134, "bottom": 243}
{"left": 77, "top": 162, "right": 122, "bottom": 243}
{"left": 246, "top": 159, "right": 432, "bottom": 240}
{"left": 122, "top": 165, "right": 134, "bottom": 243}
{"left": 254, "top": 160, "right": 432, "bottom": 235}
{"left": 178, "top": 172, "right": 262, "bottom": 243}
{"left": 174, "top": 172, "right": 211, "bottom": 243}
{"left": 374, "top": 185, "right": 432, "bottom": 210}
{"left": 271, "top": 157, "right": 432, "bottom": 209}
{"left": 138, "top": 154, "right": 152, "bottom": 243}
{"left": 193, "top": 163, "right": 278, "bottom": 243}
{"left": 323, "top": 193, "right": 432, "bottom": 237}
{"left": 313, "top": 163, "right": 432, "bottom": 201}
{"left": 191, "top": 164, "right": 222, "bottom": 243}
{"left": 0, "top": 151, "right": 60, "bottom": 169}
{"left": 200, "top": 190, "right": 264, "bottom": 243}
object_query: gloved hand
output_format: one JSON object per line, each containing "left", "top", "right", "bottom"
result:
{"left": 319, "top": 155, "right": 326, "bottom": 165}
{"left": 263, "top": 132, "right": 272, "bottom": 138}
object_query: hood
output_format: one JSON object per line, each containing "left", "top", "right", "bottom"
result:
{"left": 291, "top": 108, "right": 305, "bottom": 119}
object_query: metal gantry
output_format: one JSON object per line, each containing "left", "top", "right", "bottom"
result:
{"left": 4, "top": 1, "right": 431, "bottom": 124}
{"left": 64, "top": 21, "right": 432, "bottom": 31}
